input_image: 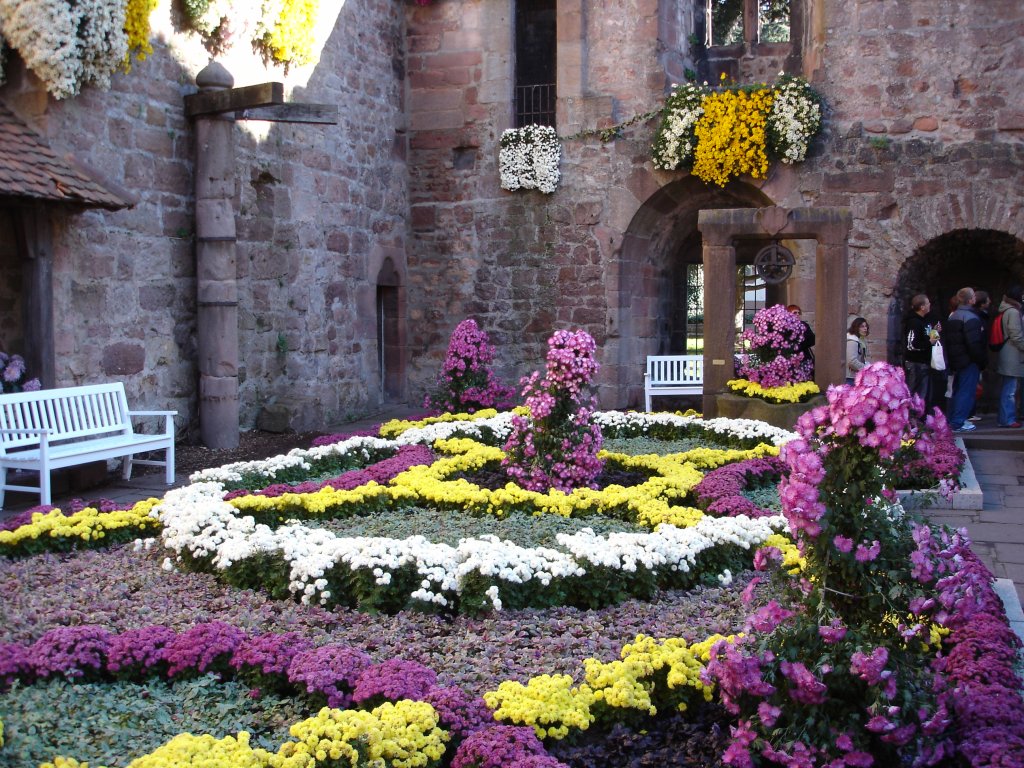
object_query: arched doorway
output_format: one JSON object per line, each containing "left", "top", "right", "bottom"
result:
{"left": 611, "top": 177, "right": 775, "bottom": 407}
{"left": 376, "top": 257, "right": 404, "bottom": 402}
{"left": 891, "top": 229, "right": 1024, "bottom": 411}
{"left": 892, "top": 229, "right": 1024, "bottom": 353}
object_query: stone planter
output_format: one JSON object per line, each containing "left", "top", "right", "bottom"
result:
{"left": 713, "top": 393, "right": 827, "bottom": 432}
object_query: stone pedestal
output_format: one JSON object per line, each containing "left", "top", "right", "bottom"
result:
{"left": 713, "top": 393, "right": 826, "bottom": 432}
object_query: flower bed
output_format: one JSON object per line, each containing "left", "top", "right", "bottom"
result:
{"left": 157, "top": 411, "right": 792, "bottom": 614}
{"left": 0, "top": 378, "right": 1018, "bottom": 768}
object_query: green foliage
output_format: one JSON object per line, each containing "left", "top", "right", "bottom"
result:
{"left": 309, "top": 506, "right": 645, "bottom": 550}
{"left": 602, "top": 436, "right": 709, "bottom": 456}
{"left": 0, "top": 675, "right": 306, "bottom": 767}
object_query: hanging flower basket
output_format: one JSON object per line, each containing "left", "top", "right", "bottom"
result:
{"left": 652, "top": 75, "right": 823, "bottom": 187}
{"left": 498, "top": 124, "right": 561, "bottom": 194}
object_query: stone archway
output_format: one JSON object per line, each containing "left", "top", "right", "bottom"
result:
{"left": 890, "top": 229, "right": 1024, "bottom": 359}
{"left": 375, "top": 257, "right": 405, "bottom": 402}
{"left": 698, "top": 207, "right": 852, "bottom": 416}
{"left": 609, "top": 177, "right": 773, "bottom": 408}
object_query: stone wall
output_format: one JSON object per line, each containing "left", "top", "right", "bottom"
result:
{"left": 0, "top": 0, "right": 408, "bottom": 434}
{"left": 405, "top": 0, "right": 1024, "bottom": 408}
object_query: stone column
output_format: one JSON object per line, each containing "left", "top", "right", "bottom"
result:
{"left": 815, "top": 236, "right": 850, "bottom": 390}
{"left": 194, "top": 62, "right": 239, "bottom": 449}
{"left": 700, "top": 230, "right": 737, "bottom": 417}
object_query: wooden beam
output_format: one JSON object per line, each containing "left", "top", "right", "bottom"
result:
{"left": 235, "top": 104, "right": 339, "bottom": 124}
{"left": 185, "top": 82, "right": 285, "bottom": 118}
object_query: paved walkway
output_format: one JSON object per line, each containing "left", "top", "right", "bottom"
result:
{"left": 2, "top": 406, "right": 1021, "bottom": 632}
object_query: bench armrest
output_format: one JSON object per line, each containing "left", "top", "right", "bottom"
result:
{"left": 128, "top": 410, "right": 178, "bottom": 417}
{"left": 0, "top": 427, "right": 53, "bottom": 435}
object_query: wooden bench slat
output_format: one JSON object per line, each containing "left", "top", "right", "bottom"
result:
{"left": 644, "top": 354, "right": 704, "bottom": 411}
{"left": 0, "top": 383, "right": 177, "bottom": 509}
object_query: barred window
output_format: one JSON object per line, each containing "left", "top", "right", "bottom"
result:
{"left": 515, "top": 0, "right": 556, "bottom": 127}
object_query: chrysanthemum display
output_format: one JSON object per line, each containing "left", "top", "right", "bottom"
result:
{"left": 653, "top": 75, "right": 822, "bottom": 186}
{"left": 734, "top": 304, "right": 814, "bottom": 389}
{"left": 502, "top": 329, "right": 604, "bottom": 492}
{"left": 499, "top": 125, "right": 561, "bottom": 194}
{"left": 425, "top": 319, "right": 515, "bottom": 415}
{"left": 0, "top": 0, "right": 128, "bottom": 99}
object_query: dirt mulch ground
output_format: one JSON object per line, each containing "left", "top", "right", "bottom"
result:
{"left": 171, "top": 431, "right": 328, "bottom": 475}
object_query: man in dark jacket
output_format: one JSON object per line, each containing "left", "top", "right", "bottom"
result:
{"left": 944, "top": 286, "right": 988, "bottom": 431}
{"left": 903, "top": 294, "right": 937, "bottom": 406}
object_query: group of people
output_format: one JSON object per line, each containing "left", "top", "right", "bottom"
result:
{"left": 767, "top": 292, "right": 1023, "bottom": 432}
{"left": 842, "top": 285, "right": 1024, "bottom": 431}
{"left": 896, "top": 285, "right": 1024, "bottom": 431}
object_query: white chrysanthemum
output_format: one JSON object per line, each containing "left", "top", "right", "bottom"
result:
{"left": 499, "top": 125, "right": 561, "bottom": 194}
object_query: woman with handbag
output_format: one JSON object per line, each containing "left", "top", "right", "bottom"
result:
{"left": 846, "top": 317, "right": 870, "bottom": 384}
{"left": 902, "top": 294, "right": 940, "bottom": 406}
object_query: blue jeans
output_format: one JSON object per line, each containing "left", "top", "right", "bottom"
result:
{"left": 999, "top": 375, "right": 1021, "bottom": 426}
{"left": 948, "top": 363, "right": 980, "bottom": 429}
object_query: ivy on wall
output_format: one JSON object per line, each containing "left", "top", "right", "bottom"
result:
{"left": 501, "top": 76, "right": 823, "bottom": 195}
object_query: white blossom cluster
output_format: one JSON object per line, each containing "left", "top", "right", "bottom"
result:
{"left": 767, "top": 78, "right": 822, "bottom": 164}
{"left": 0, "top": 0, "right": 128, "bottom": 99}
{"left": 593, "top": 410, "right": 797, "bottom": 447}
{"left": 651, "top": 82, "right": 709, "bottom": 170}
{"left": 499, "top": 125, "right": 561, "bottom": 194}
{"left": 155, "top": 476, "right": 788, "bottom": 610}
{"left": 189, "top": 413, "right": 520, "bottom": 485}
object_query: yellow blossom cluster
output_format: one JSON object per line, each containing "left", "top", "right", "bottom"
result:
{"left": 586, "top": 634, "right": 734, "bottom": 715}
{"left": 229, "top": 482, "right": 390, "bottom": 519}
{"left": 379, "top": 410, "right": 500, "bottom": 438}
{"left": 691, "top": 88, "right": 774, "bottom": 187}
{"left": 0, "top": 499, "right": 162, "bottom": 553}
{"left": 761, "top": 532, "right": 805, "bottom": 574}
{"left": 123, "top": 0, "right": 158, "bottom": 69}
{"left": 486, "top": 632, "right": 740, "bottom": 740}
{"left": 125, "top": 732, "right": 271, "bottom": 768}
{"left": 484, "top": 674, "right": 597, "bottom": 740}
{"left": 258, "top": 0, "right": 321, "bottom": 69}
{"left": 271, "top": 702, "right": 447, "bottom": 768}
{"left": 727, "top": 378, "right": 821, "bottom": 404}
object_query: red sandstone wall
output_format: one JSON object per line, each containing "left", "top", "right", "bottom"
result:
{"left": 405, "top": 0, "right": 1024, "bottom": 408}
{"left": 1, "top": 0, "right": 408, "bottom": 433}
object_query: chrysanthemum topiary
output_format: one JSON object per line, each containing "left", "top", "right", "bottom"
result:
{"left": 501, "top": 329, "right": 604, "bottom": 492}
{"left": 425, "top": 318, "right": 515, "bottom": 415}
{"left": 734, "top": 304, "right": 813, "bottom": 389}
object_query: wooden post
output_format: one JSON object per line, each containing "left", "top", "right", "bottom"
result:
{"left": 194, "top": 62, "right": 240, "bottom": 449}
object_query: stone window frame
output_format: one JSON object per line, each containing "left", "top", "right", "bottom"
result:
{"left": 702, "top": 0, "right": 805, "bottom": 76}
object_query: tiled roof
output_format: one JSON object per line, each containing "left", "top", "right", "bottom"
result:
{"left": 0, "top": 101, "right": 132, "bottom": 210}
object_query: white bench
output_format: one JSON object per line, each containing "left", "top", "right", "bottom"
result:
{"left": 644, "top": 354, "right": 704, "bottom": 411}
{"left": 0, "top": 383, "right": 176, "bottom": 509}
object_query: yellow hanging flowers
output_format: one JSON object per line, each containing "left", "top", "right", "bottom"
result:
{"left": 653, "top": 75, "right": 823, "bottom": 187}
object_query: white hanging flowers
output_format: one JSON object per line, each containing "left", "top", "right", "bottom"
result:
{"left": 499, "top": 124, "right": 561, "bottom": 194}
{"left": 0, "top": 0, "right": 128, "bottom": 99}
{"left": 766, "top": 75, "right": 822, "bottom": 164}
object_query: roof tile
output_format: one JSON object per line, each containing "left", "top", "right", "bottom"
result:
{"left": 0, "top": 101, "right": 132, "bottom": 210}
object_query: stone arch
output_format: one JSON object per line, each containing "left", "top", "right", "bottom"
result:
{"left": 889, "top": 229, "right": 1024, "bottom": 362}
{"left": 608, "top": 176, "right": 774, "bottom": 408}
{"left": 375, "top": 255, "right": 406, "bottom": 402}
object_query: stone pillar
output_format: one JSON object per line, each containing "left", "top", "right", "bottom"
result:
{"left": 700, "top": 233, "right": 737, "bottom": 417}
{"left": 194, "top": 62, "right": 239, "bottom": 449}
{"left": 815, "top": 235, "right": 851, "bottom": 390}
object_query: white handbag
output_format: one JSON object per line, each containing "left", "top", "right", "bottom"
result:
{"left": 930, "top": 341, "right": 946, "bottom": 371}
